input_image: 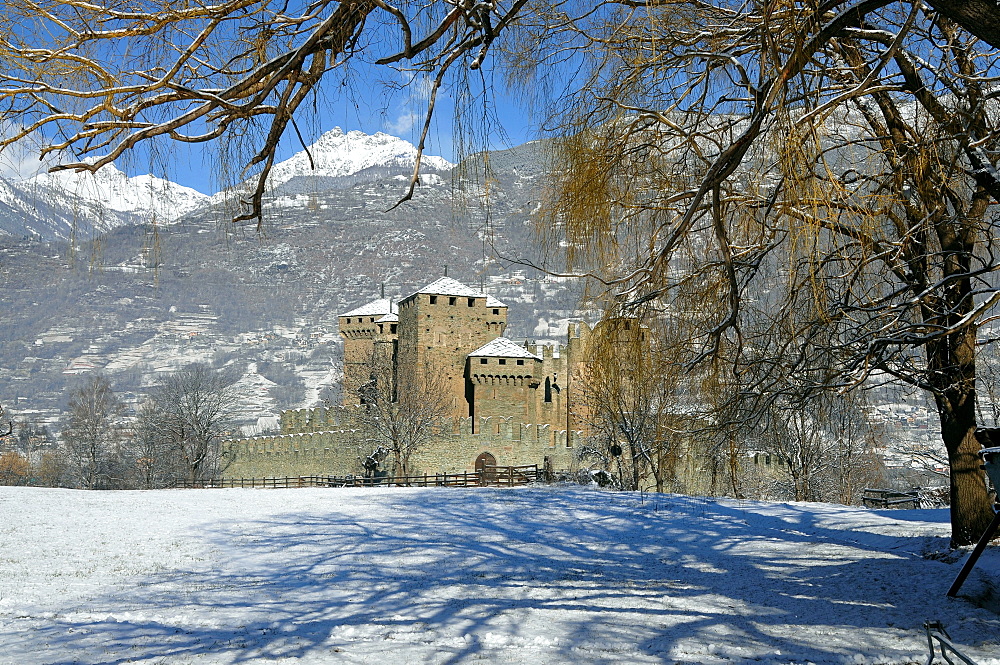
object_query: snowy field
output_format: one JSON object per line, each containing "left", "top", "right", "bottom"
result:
{"left": 0, "top": 486, "right": 997, "bottom": 665}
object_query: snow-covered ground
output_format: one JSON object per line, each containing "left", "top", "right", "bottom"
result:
{"left": 0, "top": 486, "right": 997, "bottom": 665}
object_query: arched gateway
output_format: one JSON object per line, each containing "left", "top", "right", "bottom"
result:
{"left": 475, "top": 452, "right": 496, "bottom": 485}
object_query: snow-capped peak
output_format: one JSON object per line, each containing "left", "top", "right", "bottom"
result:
{"left": 263, "top": 127, "right": 454, "bottom": 188}
{"left": 24, "top": 162, "right": 208, "bottom": 223}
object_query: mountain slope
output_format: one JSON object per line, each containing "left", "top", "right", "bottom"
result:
{"left": 0, "top": 164, "right": 208, "bottom": 240}
{"left": 0, "top": 133, "right": 586, "bottom": 433}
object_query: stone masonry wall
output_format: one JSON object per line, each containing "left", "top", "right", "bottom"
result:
{"left": 224, "top": 407, "right": 582, "bottom": 479}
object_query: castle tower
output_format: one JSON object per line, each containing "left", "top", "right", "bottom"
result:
{"left": 397, "top": 277, "right": 508, "bottom": 419}
{"left": 338, "top": 298, "right": 396, "bottom": 406}
{"left": 563, "top": 321, "right": 593, "bottom": 436}
{"left": 525, "top": 341, "right": 571, "bottom": 432}
{"left": 468, "top": 337, "right": 542, "bottom": 430}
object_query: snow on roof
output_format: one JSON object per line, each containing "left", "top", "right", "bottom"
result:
{"left": 411, "top": 277, "right": 481, "bottom": 298}
{"left": 376, "top": 313, "right": 398, "bottom": 323}
{"left": 406, "top": 277, "right": 507, "bottom": 307}
{"left": 468, "top": 337, "right": 541, "bottom": 360}
{"left": 341, "top": 298, "right": 394, "bottom": 318}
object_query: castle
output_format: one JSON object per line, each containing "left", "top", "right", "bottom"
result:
{"left": 223, "top": 277, "right": 592, "bottom": 478}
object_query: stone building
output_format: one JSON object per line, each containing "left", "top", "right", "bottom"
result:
{"left": 223, "top": 277, "right": 592, "bottom": 478}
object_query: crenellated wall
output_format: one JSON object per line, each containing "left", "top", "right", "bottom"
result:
{"left": 234, "top": 284, "right": 596, "bottom": 481}
{"left": 224, "top": 405, "right": 582, "bottom": 479}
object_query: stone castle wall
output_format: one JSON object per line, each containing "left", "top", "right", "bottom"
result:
{"left": 396, "top": 290, "right": 508, "bottom": 420}
{"left": 226, "top": 285, "right": 596, "bottom": 481}
{"left": 223, "top": 406, "right": 582, "bottom": 479}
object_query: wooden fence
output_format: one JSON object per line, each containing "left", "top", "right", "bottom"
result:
{"left": 173, "top": 464, "right": 541, "bottom": 490}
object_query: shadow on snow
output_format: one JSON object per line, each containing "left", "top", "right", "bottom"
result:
{"left": 15, "top": 488, "right": 1000, "bottom": 664}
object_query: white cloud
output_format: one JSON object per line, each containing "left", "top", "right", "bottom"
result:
{"left": 386, "top": 110, "right": 421, "bottom": 135}
{"left": 383, "top": 74, "right": 436, "bottom": 138}
{"left": 0, "top": 124, "right": 67, "bottom": 181}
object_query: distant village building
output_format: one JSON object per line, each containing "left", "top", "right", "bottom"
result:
{"left": 223, "top": 277, "right": 592, "bottom": 478}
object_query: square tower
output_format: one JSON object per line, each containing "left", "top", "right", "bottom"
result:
{"left": 396, "top": 277, "right": 508, "bottom": 418}
{"left": 338, "top": 298, "right": 396, "bottom": 406}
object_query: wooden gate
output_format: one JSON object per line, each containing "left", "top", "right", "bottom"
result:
{"left": 475, "top": 452, "right": 497, "bottom": 485}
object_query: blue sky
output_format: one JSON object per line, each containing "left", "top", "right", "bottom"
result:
{"left": 0, "top": 64, "right": 538, "bottom": 195}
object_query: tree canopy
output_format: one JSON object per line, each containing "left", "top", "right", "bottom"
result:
{"left": 519, "top": 1, "right": 1000, "bottom": 544}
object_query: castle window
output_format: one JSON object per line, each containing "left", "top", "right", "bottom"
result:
{"left": 499, "top": 358, "right": 506, "bottom": 365}
{"left": 468, "top": 298, "right": 475, "bottom": 307}
{"left": 516, "top": 359, "right": 524, "bottom": 366}
{"left": 430, "top": 295, "right": 437, "bottom": 304}
{"left": 370, "top": 317, "right": 375, "bottom": 322}
{"left": 493, "top": 308, "right": 499, "bottom": 315}
{"left": 449, "top": 297, "right": 457, "bottom": 305}
{"left": 480, "top": 358, "right": 487, "bottom": 364}
{"left": 345, "top": 318, "right": 351, "bottom": 324}
{"left": 391, "top": 324, "right": 397, "bottom": 334}
{"left": 544, "top": 376, "right": 552, "bottom": 403}
{"left": 378, "top": 324, "right": 383, "bottom": 333}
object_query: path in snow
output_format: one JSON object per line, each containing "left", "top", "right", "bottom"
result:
{"left": 0, "top": 486, "right": 997, "bottom": 664}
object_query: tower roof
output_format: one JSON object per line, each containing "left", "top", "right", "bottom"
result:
{"left": 341, "top": 298, "right": 395, "bottom": 318}
{"left": 411, "top": 276, "right": 480, "bottom": 298}
{"left": 406, "top": 277, "right": 507, "bottom": 307}
{"left": 468, "top": 337, "right": 542, "bottom": 360}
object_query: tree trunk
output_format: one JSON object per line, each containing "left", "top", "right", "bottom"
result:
{"left": 926, "top": 0, "right": 1000, "bottom": 50}
{"left": 927, "top": 311, "right": 994, "bottom": 547}
{"left": 933, "top": 382, "right": 993, "bottom": 547}
{"left": 727, "top": 438, "right": 743, "bottom": 499}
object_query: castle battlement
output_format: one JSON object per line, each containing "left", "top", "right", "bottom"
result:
{"left": 239, "top": 405, "right": 582, "bottom": 451}
{"left": 224, "top": 418, "right": 582, "bottom": 478}
{"left": 222, "top": 280, "right": 590, "bottom": 481}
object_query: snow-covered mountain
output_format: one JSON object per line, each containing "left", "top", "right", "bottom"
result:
{"left": 0, "top": 127, "right": 454, "bottom": 239}
{"left": 26, "top": 163, "right": 207, "bottom": 221}
{"left": 265, "top": 127, "right": 453, "bottom": 186}
{"left": 212, "top": 127, "right": 455, "bottom": 206}
{"left": 0, "top": 162, "right": 208, "bottom": 240}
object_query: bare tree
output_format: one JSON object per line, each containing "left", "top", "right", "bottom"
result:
{"left": 127, "top": 400, "right": 186, "bottom": 489}
{"left": 34, "top": 452, "right": 71, "bottom": 488}
{"left": 144, "top": 364, "right": 239, "bottom": 485}
{"left": 521, "top": 3, "right": 1000, "bottom": 546}
{"left": 752, "top": 393, "right": 881, "bottom": 504}
{"left": 61, "top": 374, "right": 125, "bottom": 489}
{"left": 577, "top": 315, "right": 685, "bottom": 492}
{"left": 0, "top": 401, "right": 12, "bottom": 440}
{"left": 825, "top": 395, "right": 886, "bottom": 505}
{"left": 356, "top": 349, "right": 450, "bottom": 480}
